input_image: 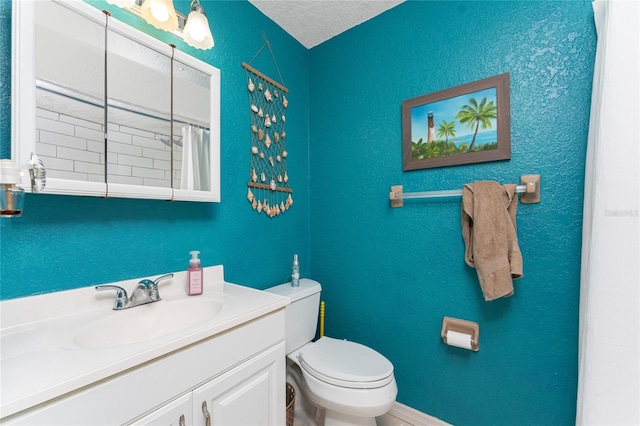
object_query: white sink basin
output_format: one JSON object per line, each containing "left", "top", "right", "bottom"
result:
{"left": 73, "top": 296, "right": 224, "bottom": 349}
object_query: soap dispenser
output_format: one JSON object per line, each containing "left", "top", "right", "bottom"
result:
{"left": 187, "top": 250, "right": 203, "bottom": 296}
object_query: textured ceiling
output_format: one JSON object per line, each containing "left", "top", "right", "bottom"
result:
{"left": 248, "top": 0, "right": 406, "bottom": 49}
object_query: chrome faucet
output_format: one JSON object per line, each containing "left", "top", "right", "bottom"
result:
{"left": 95, "top": 274, "right": 174, "bottom": 310}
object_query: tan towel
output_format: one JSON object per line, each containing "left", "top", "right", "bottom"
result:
{"left": 462, "top": 181, "right": 523, "bottom": 301}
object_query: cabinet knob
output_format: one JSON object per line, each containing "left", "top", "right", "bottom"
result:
{"left": 179, "top": 414, "right": 186, "bottom": 426}
{"left": 202, "top": 401, "right": 211, "bottom": 426}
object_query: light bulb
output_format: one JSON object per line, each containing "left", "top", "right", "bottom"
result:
{"left": 185, "top": 11, "right": 207, "bottom": 41}
{"left": 183, "top": 2, "right": 214, "bottom": 50}
{"left": 150, "top": 3, "right": 170, "bottom": 22}
{"left": 140, "top": 0, "right": 179, "bottom": 31}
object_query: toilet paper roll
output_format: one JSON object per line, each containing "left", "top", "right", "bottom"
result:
{"left": 446, "top": 330, "right": 473, "bottom": 350}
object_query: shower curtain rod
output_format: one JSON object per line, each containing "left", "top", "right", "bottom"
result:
{"left": 389, "top": 174, "right": 541, "bottom": 207}
{"left": 36, "top": 79, "right": 210, "bottom": 131}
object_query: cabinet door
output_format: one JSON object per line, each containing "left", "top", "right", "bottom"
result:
{"left": 129, "top": 393, "right": 192, "bottom": 426}
{"left": 192, "top": 343, "right": 285, "bottom": 426}
{"left": 171, "top": 51, "right": 220, "bottom": 202}
{"left": 14, "top": 0, "right": 108, "bottom": 196}
{"left": 105, "top": 21, "right": 173, "bottom": 200}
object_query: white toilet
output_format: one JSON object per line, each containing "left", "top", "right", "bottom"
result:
{"left": 266, "top": 279, "right": 397, "bottom": 426}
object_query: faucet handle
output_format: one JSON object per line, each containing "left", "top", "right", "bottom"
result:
{"left": 144, "top": 273, "right": 174, "bottom": 301}
{"left": 95, "top": 285, "right": 128, "bottom": 310}
{"left": 153, "top": 273, "right": 174, "bottom": 285}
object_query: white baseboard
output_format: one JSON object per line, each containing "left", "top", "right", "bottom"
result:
{"left": 378, "top": 402, "right": 452, "bottom": 426}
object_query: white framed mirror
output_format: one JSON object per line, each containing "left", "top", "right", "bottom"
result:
{"left": 12, "top": 0, "right": 220, "bottom": 202}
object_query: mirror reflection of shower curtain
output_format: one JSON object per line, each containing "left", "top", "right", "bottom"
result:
{"left": 181, "top": 125, "right": 210, "bottom": 191}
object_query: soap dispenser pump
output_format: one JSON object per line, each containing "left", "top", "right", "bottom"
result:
{"left": 187, "top": 250, "right": 203, "bottom": 296}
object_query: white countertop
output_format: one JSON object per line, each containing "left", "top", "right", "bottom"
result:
{"left": 0, "top": 266, "right": 289, "bottom": 419}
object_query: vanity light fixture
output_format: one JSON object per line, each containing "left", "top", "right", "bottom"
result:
{"left": 107, "top": 0, "right": 214, "bottom": 50}
{"left": 0, "top": 154, "right": 46, "bottom": 218}
{"left": 182, "top": 0, "right": 214, "bottom": 50}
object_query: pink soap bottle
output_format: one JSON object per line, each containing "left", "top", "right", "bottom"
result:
{"left": 187, "top": 250, "right": 203, "bottom": 296}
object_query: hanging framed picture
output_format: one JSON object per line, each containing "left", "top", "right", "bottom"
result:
{"left": 401, "top": 73, "right": 510, "bottom": 171}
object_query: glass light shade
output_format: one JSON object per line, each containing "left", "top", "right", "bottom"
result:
{"left": 105, "top": 0, "right": 136, "bottom": 8}
{"left": 183, "top": 5, "right": 214, "bottom": 50}
{"left": 141, "top": 0, "right": 179, "bottom": 32}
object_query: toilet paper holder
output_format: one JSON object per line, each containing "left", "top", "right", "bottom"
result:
{"left": 441, "top": 316, "right": 480, "bottom": 351}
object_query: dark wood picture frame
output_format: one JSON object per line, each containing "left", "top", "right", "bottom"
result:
{"left": 402, "top": 73, "right": 510, "bottom": 171}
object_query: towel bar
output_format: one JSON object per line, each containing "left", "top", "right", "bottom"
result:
{"left": 389, "top": 174, "right": 540, "bottom": 207}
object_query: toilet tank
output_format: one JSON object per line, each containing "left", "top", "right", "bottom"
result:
{"left": 265, "top": 278, "right": 321, "bottom": 354}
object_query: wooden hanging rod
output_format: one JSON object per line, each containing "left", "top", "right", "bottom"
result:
{"left": 248, "top": 181, "right": 293, "bottom": 193}
{"left": 242, "top": 62, "right": 289, "bottom": 93}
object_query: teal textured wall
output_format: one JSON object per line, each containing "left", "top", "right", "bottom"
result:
{"left": 308, "top": 1, "right": 595, "bottom": 425}
{"left": 0, "top": 0, "right": 310, "bottom": 298}
{"left": 1, "top": 0, "right": 597, "bottom": 424}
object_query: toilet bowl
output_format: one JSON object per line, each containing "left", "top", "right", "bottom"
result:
{"left": 266, "top": 279, "right": 397, "bottom": 426}
{"left": 296, "top": 337, "right": 397, "bottom": 423}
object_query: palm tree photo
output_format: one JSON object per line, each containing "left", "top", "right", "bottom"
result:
{"left": 455, "top": 97, "right": 497, "bottom": 151}
{"left": 437, "top": 120, "right": 456, "bottom": 143}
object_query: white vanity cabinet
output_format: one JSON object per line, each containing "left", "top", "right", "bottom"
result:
{"left": 133, "top": 343, "right": 284, "bottom": 426}
{"left": 2, "top": 311, "right": 286, "bottom": 426}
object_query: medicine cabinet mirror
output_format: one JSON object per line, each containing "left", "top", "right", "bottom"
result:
{"left": 12, "top": 0, "right": 220, "bottom": 202}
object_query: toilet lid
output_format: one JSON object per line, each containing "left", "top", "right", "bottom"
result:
{"left": 299, "top": 337, "right": 394, "bottom": 388}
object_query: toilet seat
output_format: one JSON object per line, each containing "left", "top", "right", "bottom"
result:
{"left": 298, "top": 337, "right": 394, "bottom": 389}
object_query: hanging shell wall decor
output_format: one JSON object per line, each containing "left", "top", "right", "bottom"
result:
{"left": 243, "top": 60, "right": 292, "bottom": 218}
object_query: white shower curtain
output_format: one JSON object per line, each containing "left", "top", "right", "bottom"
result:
{"left": 181, "top": 125, "right": 211, "bottom": 191}
{"left": 576, "top": 1, "right": 639, "bottom": 424}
